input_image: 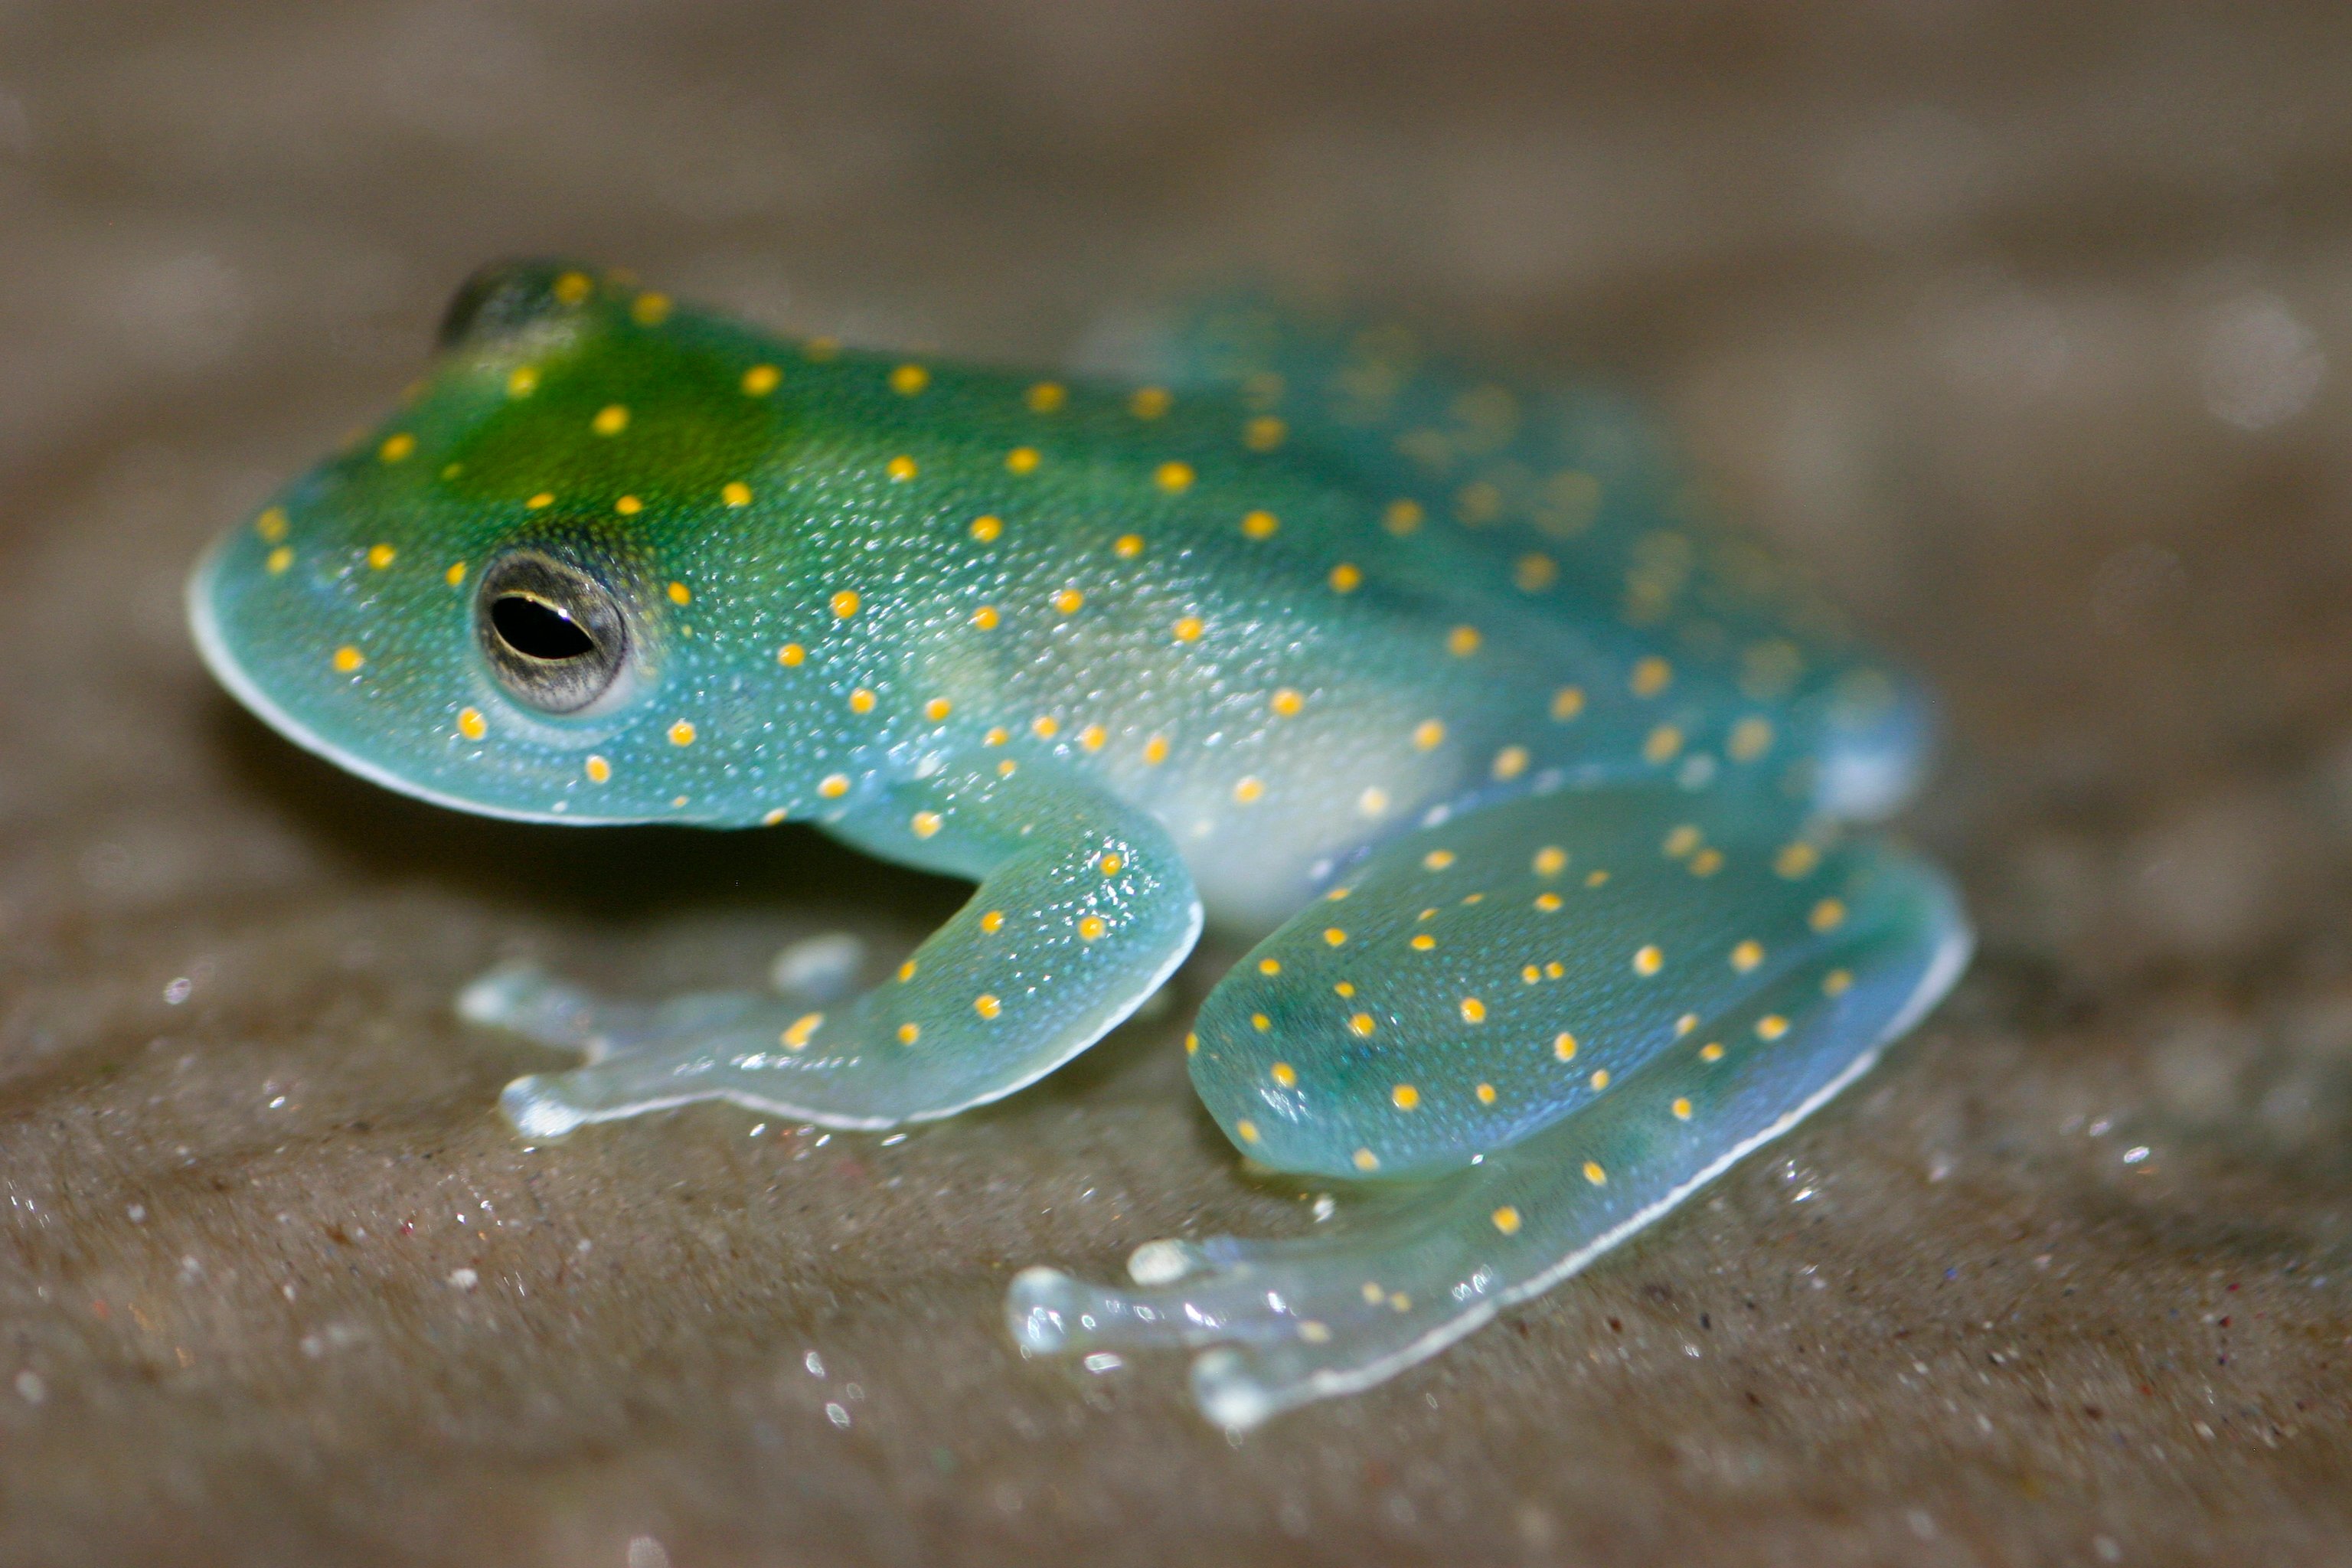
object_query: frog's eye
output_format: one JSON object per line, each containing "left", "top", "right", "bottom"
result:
{"left": 475, "top": 550, "right": 630, "bottom": 714}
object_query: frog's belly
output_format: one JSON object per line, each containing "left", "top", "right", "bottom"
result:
{"left": 1141, "top": 757, "right": 1457, "bottom": 936}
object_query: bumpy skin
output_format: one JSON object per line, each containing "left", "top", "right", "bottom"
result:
{"left": 188, "top": 263, "right": 1971, "bottom": 1426}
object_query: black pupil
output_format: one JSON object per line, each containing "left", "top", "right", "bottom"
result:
{"left": 490, "top": 594, "right": 596, "bottom": 661}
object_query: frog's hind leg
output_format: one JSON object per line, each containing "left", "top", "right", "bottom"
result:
{"left": 1009, "top": 788, "right": 1968, "bottom": 1426}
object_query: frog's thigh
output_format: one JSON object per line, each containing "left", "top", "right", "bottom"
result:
{"left": 485, "top": 795, "right": 1202, "bottom": 1138}
{"left": 1010, "top": 793, "right": 1968, "bottom": 1427}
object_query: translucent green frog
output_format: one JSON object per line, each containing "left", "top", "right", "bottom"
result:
{"left": 189, "top": 263, "right": 1968, "bottom": 1426}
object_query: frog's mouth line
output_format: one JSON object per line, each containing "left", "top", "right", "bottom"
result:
{"left": 185, "top": 541, "right": 641, "bottom": 830}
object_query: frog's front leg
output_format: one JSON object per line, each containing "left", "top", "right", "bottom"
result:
{"left": 478, "top": 766, "right": 1203, "bottom": 1138}
{"left": 1009, "top": 787, "right": 1968, "bottom": 1427}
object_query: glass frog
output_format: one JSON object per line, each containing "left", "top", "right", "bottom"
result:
{"left": 188, "top": 263, "right": 1969, "bottom": 1428}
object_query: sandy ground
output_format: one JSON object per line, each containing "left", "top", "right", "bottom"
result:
{"left": 5, "top": 2, "right": 2352, "bottom": 1563}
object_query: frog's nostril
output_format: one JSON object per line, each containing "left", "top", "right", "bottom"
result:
{"left": 491, "top": 593, "right": 596, "bottom": 661}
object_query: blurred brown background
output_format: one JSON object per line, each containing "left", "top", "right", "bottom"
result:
{"left": 6, "top": 2, "right": 2352, "bottom": 1563}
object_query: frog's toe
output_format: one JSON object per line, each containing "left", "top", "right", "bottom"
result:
{"left": 498, "top": 1050, "right": 738, "bottom": 1139}
{"left": 460, "top": 964, "right": 769, "bottom": 1063}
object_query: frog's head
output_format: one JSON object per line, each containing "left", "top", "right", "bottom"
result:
{"left": 190, "top": 260, "right": 837, "bottom": 826}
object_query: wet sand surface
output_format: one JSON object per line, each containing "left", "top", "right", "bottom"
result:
{"left": 5, "top": 2, "right": 2352, "bottom": 1563}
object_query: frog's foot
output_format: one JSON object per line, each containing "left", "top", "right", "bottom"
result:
{"left": 1011, "top": 812, "right": 1970, "bottom": 1428}
{"left": 459, "top": 964, "right": 774, "bottom": 1065}
{"left": 466, "top": 773, "right": 1205, "bottom": 1141}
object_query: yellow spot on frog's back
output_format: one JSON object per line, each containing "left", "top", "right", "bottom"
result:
{"left": 585, "top": 756, "right": 612, "bottom": 783}
{"left": 831, "top": 590, "right": 861, "bottom": 619}
{"left": 1413, "top": 720, "right": 1445, "bottom": 751}
{"left": 1271, "top": 1061, "right": 1296, "bottom": 1087}
{"left": 1143, "top": 734, "right": 1170, "bottom": 765}
{"left": 1129, "top": 386, "right": 1171, "bottom": 420}
{"left": 1233, "top": 776, "right": 1265, "bottom": 804}
{"left": 1583, "top": 1161, "right": 1608, "bottom": 1186}
{"left": 1553, "top": 1032, "right": 1577, "bottom": 1061}
{"left": 1550, "top": 686, "right": 1586, "bottom": 721}
{"left": 1078, "top": 915, "right": 1106, "bottom": 941}
{"left": 591, "top": 404, "right": 629, "bottom": 436}
{"left": 778, "top": 642, "right": 805, "bottom": 666}
{"left": 1811, "top": 898, "right": 1848, "bottom": 932}
{"left": 526, "top": 492, "right": 554, "bottom": 510}
{"left": 910, "top": 811, "right": 941, "bottom": 839}
{"left": 1353, "top": 1148, "right": 1380, "bottom": 1172}
{"left": 667, "top": 720, "right": 697, "bottom": 746}
{"left": 1757, "top": 1015, "right": 1790, "bottom": 1040}
{"left": 1348, "top": 1012, "right": 1374, "bottom": 1037}
{"left": 1690, "top": 848, "right": 1724, "bottom": 877}
{"left": 444, "top": 561, "right": 466, "bottom": 586}
{"left": 1491, "top": 1205, "right": 1521, "bottom": 1234}
{"left": 1270, "top": 688, "right": 1303, "bottom": 717}
{"left": 972, "top": 605, "right": 1001, "bottom": 630}
{"left": 1052, "top": 588, "right": 1083, "bottom": 616}
{"left": 1731, "top": 939, "right": 1763, "bottom": 972}
{"left": 366, "top": 543, "right": 396, "bottom": 570}
{"left": 763, "top": 808, "right": 788, "bottom": 825}
{"left": 1236, "top": 1119, "right": 1260, "bottom": 1143}
{"left": 1155, "top": 461, "right": 1194, "bottom": 493}
{"left": 1324, "top": 927, "right": 1348, "bottom": 947}
{"left": 1391, "top": 1084, "right": 1420, "bottom": 1110}
{"left": 1492, "top": 746, "right": 1528, "bottom": 781}
{"left": 1701, "top": 1041, "right": 1726, "bottom": 1061}
{"left": 1173, "top": 616, "right": 1204, "bottom": 642}
{"left": 1113, "top": 533, "right": 1144, "bottom": 559}
{"left": 924, "top": 697, "right": 952, "bottom": 722}
{"left": 1410, "top": 933, "right": 1436, "bottom": 951}
{"left": 666, "top": 580, "right": 690, "bottom": 604}
{"left": 782, "top": 1012, "right": 822, "bottom": 1050}
{"left": 1535, "top": 892, "right": 1563, "bottom": 911}
{"left": 1447, "top": 626, "right": 1482, "bottom": 657}
{"left": 1634, "top": 945, "right": 1664, "bottom": 976}
{"left": 332, "top": 645, "right": 364, "bottom": 674}
{"left": 553, "top": 270, "right": 593, "bottom": 305}
{"left": 1242, "top": 509, "right": 1279, "bottom": 539}
{"left": 1098, "top": 854, "right": 1123, "bottom": 876}
{"left": 457, "top": 707, "right": 486, "bottom": 741}
{"left": 979, "top": 910, "right": 1004, "bottom": 933}
{"left": 1514, "top": 553, "right": 1557, "bottom": 592}
{"left": 1257, "top": 957, "right": 1281, "bottom": 975}
{"left": 722, "top": 482, "right": 752, "bottom": 507}
{"left": 1824, "top": 969, "right": 1854, "bottom": 996}
{"left": 505, "top": 365, "right": 540, "bottom": 398}
{"left": 1252, "top": 1013, "right": 1272, "bottom": 1032}
{"left": 1643, "top": 725, "right": 1684, "bottom": 764}
{"left": 1079, "top": 724, "right": 1107, "bottom": 750}
{"left": 889, "top": 363, "right": 929, "bottom": 395}
{"left": 887, "top": 454, "right": 918, "bottom": 482}
{"left": 1459, "top": 997, "right": 1486, "bottom": 1023}
{"left": 1729, "top": 716, "right": 1774, "bottom": 761}
{"left": 1005, "top": 446, "right": 1040, "bottom": 474}
{"left": 1383, "top": 498, "right": 1423, "bottom": 535}
{"left": 255, "top": 508, "right": 289, "bottom": 543}
{"left": 1534, "top": 846, "right": 1567, "bottom": 877}
{"left": 1673, "top": 1097, "right": 1694, "bottom": 1121}
{"left": 377, "top": 433, "right": 414, "bottom": 463}
{"left": 742, "top": 364, "right": 781, "bottom": 396}
{"left": 1330, "top": 562, "right": 1362, "bottom": 593}
{"left": 974, "top": 994, "right": 1001, "bottom": 1019}
{"left": 1026, "top": 381, "right": 1067, "bottom": 413}
{"left": 1632, "top": 656, "right": 1674, "bottom": 697}
{"left": 1775, "top": 842, "right": 1821, "bottom": 879}
{"left": 971, "top": 514, "right": 1003, "bottom": 543}
{"left": 1032, "top": 715, "right": 1060, "bottom": 739}
{"left": 1476, "top": 1082, "right": 1498, "bottom": 1106}
{"left": 848, "top": 689, "right": 876, "bottom": 714}
{"left": 896, "top": 1022, "right": 920, "bottom": 1045}
{"left": 1423, "top": 849, "right": 1455, "bottom": 871}
{"left": 1244, "top": 415, "right": 1287, "bottom": 451}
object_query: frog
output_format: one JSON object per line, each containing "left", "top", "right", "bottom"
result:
{"left": 188, "top": 261, "right": 1970, "bottom": 1428}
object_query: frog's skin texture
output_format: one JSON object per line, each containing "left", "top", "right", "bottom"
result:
{"left": 188, "top": 262, "right": 1970, "bottom": 1427}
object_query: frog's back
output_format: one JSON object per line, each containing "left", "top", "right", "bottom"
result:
{"left": 815, "top": 301, "right": 1929, "bottom": 925}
